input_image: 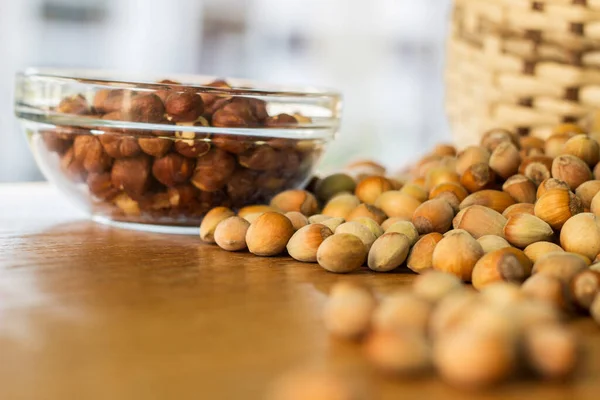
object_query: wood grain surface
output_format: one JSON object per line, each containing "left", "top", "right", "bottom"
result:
{"left": 1, "top": 183, "right": 599, "bottom": 400}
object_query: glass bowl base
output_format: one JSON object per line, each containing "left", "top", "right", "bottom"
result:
{"left": 92, "top": 216, "right": 200, "bottom": 236}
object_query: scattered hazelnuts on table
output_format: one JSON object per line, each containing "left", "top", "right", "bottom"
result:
{"left": 198, "top": 124, "right": 600, "bottom": 392}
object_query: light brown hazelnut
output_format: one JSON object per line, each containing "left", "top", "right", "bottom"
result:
{"left": 562, "top": 134, "right": 599, "bottom": 166}
{"left": 399, "top": 183, "right": 428, "bottom": 202}
{"left": 552, "top": 154, "right": 592, "bottom": 190}
{"left": 560, "top": 213, "right": 600, "bottom": 260}
{"left": 316, "top": 234, "right": 368, "bottom": 273}
{"left": 381, "top": 217, "right": 409, "bottom": 230}
{"left": 287, "top": 224, "right": 333, "bottom": 262}
{"left": 480, "top": 128, "right": 518, "bottom": 152}
{"left": 373, "top": 291, "right": 432, "bottom": 335}
{"left": 429, "top": 289, "right": 478, "bottom": 338}
{"left": 111, "top": 155, "right": 151, "bottom": 199}
{"left": 452, "top": 205, "right": 507, "bottom": 239}
{"left": 429, "top": 182, "right": 469, "bottom": 203}
{"left": 214, "top": 216, "right": 250, "bottom": 251}
{"left": 324, "top": 282, "right": 376, "bottom": 339}
{"left": 374, "top": 191, "right": 421, "bottom": 220}
{"left": 432, "top": 229, "right": 484, "bottom": 281}
{"left": 536, "top": 178, "right": 570, "bottom": 199}
{"left": 460, "top": 163, "right": 497, "bottom": 193}
{"left": 321, "top": 217, "right": 345, "bottom": 232}
{"left": 503, "top": 213, "right": 554, "bottom": 248}
{"left": 523, "top": 242, "right": 565, "bottom": 264}
{"left": 322, "top": 194, "right": 361, "bottom": 219}
{"left": 519, "top": 136, "right": 545, "bottom": 154}
{"left": 502, "top": 203, "right": 536, "bottom": 219}
{"left": 533, "top": 252, "right": 588, "bottom": 284}
{"left": 412, "top": 270, "right": 464, "bottom": 303}
{"left": 57, "top": 94, "right": 90, "bottom": 114}
{"left": 238, "top": 205, "right": 279, "bottom": 218}
{"left": 477, "top": 235, "right": 511, "bottom": 254}
{"left": 534, "top": 188, "right": 583, "bottom": 230}
{"left": 546, "top": 133, "right": 577, "bottom": 158}
{"left": 471, "top": 247, "right": 533, "bottom": 290}
{"left": 456, "top": 146, "right": 491, "bottom": 176}
{"left": 367, "top": 232, "right": 410, "bottom": 272}
{"left": 384, "top": 221, "right": 419, "bottom": 246}
{"left": 352, "top": 217, "right": 384, "bottom": 238}
{"left": 425, "top": 167, "right": 460, "bottom": 190}
{"left": 489, "top": 141, "right": 521, "bottom": 180}
{"left": 459, "top": 190, "right": 516, "bottom": 213}
{"left": 113, "top": 193, "right": 141, "bottom": 216}
{"left": 335, "top": 221, "right": 377, "bottom": 251}
{"left": 199, "top": 206, "right": 235, "bottom": 243}
{"left": 285, "top": 211, "right": 309, "bottom": 231}
{"left": 346, "top": 204, "right": 387, "bottom": 225}
{"left": 270, "top": 190, "right": 318, "bottom": 216}
{"left": 524, "top": 325, "right": 579, "bottom": 380}
{"left": 406, "top": 233, "right": 443, "bottom": 274}
{"left": 522, "top": 161, "right": 552, "bottom": 187}
{"left": 479, "top": 282, "right": 526, "bottom": 309}
{"left": 355, "top": 176, "right": 393, "bottom": 204}
{"left": 575, "top": 180, "right": 600, "bottom": 209}
{"left": 191, "top": 148, "right": 236, "bottom": 192}
{"left": 411, "top": 198, "right": 454, "bottom": 234}
{"left": 246, "top": 212, "right": 295, "bottom": 256}
{"left": 364, "top": 329, "right": 431, "bottom": 376}
{"left": 502, "top": 175, "right": 537, "bottom": 204}
{"left": 570, "top": 269, "right": 600, "bottom": 310}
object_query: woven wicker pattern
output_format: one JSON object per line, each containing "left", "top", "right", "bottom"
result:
{"left": 446, "top": 0, "right": 600, "bottom": 147}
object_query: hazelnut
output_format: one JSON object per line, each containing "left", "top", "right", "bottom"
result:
{"left": 199, "top": 206, "right": 235, "bottom": 243}
{"left": 99, "top": 133, "right": 141, "bottom": 158}
{"left": 73, "top": 135, "right": 112, "bottom": 173}
{"left": 489, "top": 141, "right": 521, "bottom": 180}
{"left": 285, "top": 211, "right": 309, "bottom": 231}
{"left": 308, "top": 214, "right": 331, "bottom": 224}
{"left": 373, "top": 291, "right": 432, "bottom": 335}
{"left": 335, "top": 221, "right": 377, "bottom": 251}
{"left": 138, "top": 137, "right": 172, "bottom": 157}
{"left": 352, "top": 217, "right": 384, "bottom": 238}
{"left": 534, "top": 188, "right": 583, "bottom": 230}
{"left": 411, "top": 198, "right": 454, "bottom": 234}
{"left": 425, "top": 167, "right": 460, "bottom": 190}
{"left": 111, "top": 155, "right": 151, "bottom": 198}
{"left": 174, "top": 131, "right": 211, "bottom": 158}
{"left": 519, "top": 136, "right": 545, "bottom": 154}
{"left": 523, "top": 241, "right": 564, "bottom": 264}
{"left": 575, "top": 180, "right": 600, "bottom": 208}
{"left": 562, "top": 135, "right": 599, "bottom": 166}
{"left": 344, "top": 160, "right": 386, "bottom": 180}
{"left": 93, "top": 89, "right": 128, "bottom": 113}
{"left": 560, "top": 213, "right": 600, "bottom": 260}
{"left": 287, "top": 224, "right": 333, "bottom": 262}
{"left": 214, "top": 216, "right": 250, "bottom": 251}
{"left": 452, "top": 205, "right": 507, "bottom": 239}
{"left": 264, "top": 113, "right": 297, "bottom": 127}
{"left": 459, "top": 190, "right": 515, "bottom": 213}
{"left": 191, "top": 148, "right": 236, "bottom": 192}
{"left": 314, "top": 173, "right": 356, "bottom": 203}
{"left": 227, "top": 168, "right": 258, "bottom": 204}
{"left": 367, "top": 232, "right": 410, "bottom": 272}
{"left": 322, "top": 217, "right": 345, "bottom": 232}
{"left": 165, "top": 91, "right": 204, "bottom": 122}
{"left": 503, "top": 213, "right": 554, "bottom": 249}
{"left": 324, "top": 282, "right": 376, "bottom": 339}
{"left": 385, "top": 221, "right": 419, "bottom": 246}
{"left": 60, "top": 147, "right": 86, "bottom": 182}
{"left": 346, "top": 204, "right": 387, "bottom": 225}
{"left": 212, "top": 134, "right": 252, "bottom": 154}
{"left": 381, "top": 217, "right": 409, "bottom": 230}
{"left": 113, "top": 193, "right": 141, "bottom": 216}
{"left": 502, "top": 203, "right": 536, "bottom": 218}
{"left": 460, "top": 163, "right": 497, "bottom": 193}
{"left": 570, "top": 269, "right": 600, "bottom": 310}
{"left": 198, "top": 79, "right": 231, "bottom": 109}
{"left": 399, "top": 183, "right": 427, "bottom": 202}
{"left": 479, "top": 282, "right": 526, "bottom": 309}
{"left": 238, "top": 205, "right": 280, "bottom": 218}
{"left": 480, "top": 128, "right": 518, "bottom": 152}
{"left": 432, "top": 229, "right": 484, "bottom": 281}
{"left": 238, "top": 146, "right": 283, "bottom": 171}
{"left": 412, "top": 270, "right": 464, "bottom": 303}
{"left": 430, "top": 181, "right": 468, "bottom": 201}
{"left": 407, "top": 232, "right": 444, "bottom": 274}
{"left": 374, "top": 191, "right": 421, "bottom": 220}
{"left": 522, "top": 161, "right": 552, "bottom": 187}
{"left": 270, "top": 190, "right": 318, "bottom": 215}
{"left": 354, "top": 176, "right": 393, "bottom": 204}
{"left": 122, "top": 93, "right": 166, "bottom": 123}
{"left": 471, "top": 247, "right": 533, "bottom": 290}
{"left": 524, "top": 325, "right": 579, "bottom": 380}
{"left": 364, "top": 330, "right": 431, "bottom": 376}
{"left": 167, "top": 185, "right": 199, "bottom": 209}
{"left": 502, "top": 175, "right": 537, "bottom": 204}
{"left": 591, "top": 295, "right": 600, "bottom": 326}
{"left": 246, "top": 212, "right": 295, "bottom": 256}
{"left": 57, "top": 94, "right": 90, "bottom": 114}
{"left": 87, "top": 172, "right": 119, "bottom": 200}
{"left": 536, "top": 178, "right": 570, "bottom": 199}
{"left": 42, "top": 130, "right": 73, "bottom": 154}
{"left": 533, "top": 252, "right": 588, "bottom": 284}
{"left": 524, "top": 273, "right": 570, "bottom": 313}
{"left": 212, "top": 100, "right": 258, "bottom": 127}
{"left": 316, "top": 234, "right": 368, "bottom": 273}
{"left": 514, "top": 300, "right": 562, "bottom": 330}
{"left": 546, "top": 133, "right": 577, "bottom": 158}
{"left": 433, "top": 143, "right": 457, "bottom": 157}
{"left": 152, "top": 153, "right": 195, "bottom": 187}
{"left": 477, "top": 235, "right": 511, "bottom": 254}
{"left": 429, "top": 289, "right": 478, "bottom": 338}
{"left": 552, "top": 155, "right": 592, "bottom": 190}
{"left": 456, "top": 146, "right": 491, "bottom": 176}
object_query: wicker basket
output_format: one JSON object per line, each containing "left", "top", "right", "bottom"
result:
{"left": 446, "top": 0, "right": 600, "bottom": 147}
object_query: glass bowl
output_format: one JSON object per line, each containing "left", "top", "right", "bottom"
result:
{"left": 14, "top": 68, "right": 342, "bottom": 234}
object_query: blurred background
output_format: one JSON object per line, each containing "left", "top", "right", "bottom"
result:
{"left": 0, "top": 0, "right": 452, "bottom": 182}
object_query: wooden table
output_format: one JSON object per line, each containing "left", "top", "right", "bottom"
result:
{"left": 1, "top": 183, "right": 599, "bottom": 400}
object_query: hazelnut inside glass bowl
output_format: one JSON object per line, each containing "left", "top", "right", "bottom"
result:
{"left": 14, "top": 68, "right": 342, "bottom": 234}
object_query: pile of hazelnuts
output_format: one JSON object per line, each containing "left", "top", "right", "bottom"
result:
{"left": 41, "top": 79, "right": 321, "bottom": 225}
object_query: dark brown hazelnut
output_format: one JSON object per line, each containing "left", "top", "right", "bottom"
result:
{"left": 165, "top": 91, "right": 204, "bottom": 122}
{"left": 152, "top": 153, "right": 195, "bottom": 187}
{"left": 167, "top": 185, "right": 199, "bottom": 209}
{"left": 264, "top": 113, "right": 297, "bottom": 127}
{"left": 238, "top": 145, "right": 283, "bottom": 171}
{"left": 98, "top": 134, "right": 141, "bottom": 158}
{"left": 60, "top": 147, "right": 87, "bottom": 182}
{"left": 231, "top": 97, "right": 268, "bottom": 122}
{"left": 42, "top": 130, "right": 73, "bottom": 154}
{"left": 174, "top": 135, "right": 211, "bottom": 158}
{"left": 190, "top": 148, "right": 235, "bottom": 192}
{"left": 93, "top": 89, "right": 129, "bottom": 113}
{"left": 73, "top": 135, "right": 112, "bottom": 173}
{"left": 57, "top": 94, "right": 90, "bottom": 115}
{"left": 138, "top": 137, "right": 172, "bottom": 157}
{"left": 212, "top": 134, "right": 252, "bottom": 154}
{"left": 122, "top": 93, "right": 165, "bottom": 123}
{"left": 212, "top": 100, "right": 258, "bottom": 128}
{"left": 203, "top": 97, "right": 231, "bottom": 120}
{"left": 87, "top": 172, "right": 119, "bottom": 200}
{"left": 256, "top": 174, "right": 287, "bottom": 192}
{"left": 227, "top": 168, "right": 258, "bottom": 204}
{"left": 198, "top": 189, "right": 231, "bottom": 213}
{"left": 199, "top": 79, "right": 231, "bottom": 108}
{"left": 155, "top": 79, "right": 181, "bottom": 102}
{"left": 111, "top": 155, "right": 151, "bottom": 198}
